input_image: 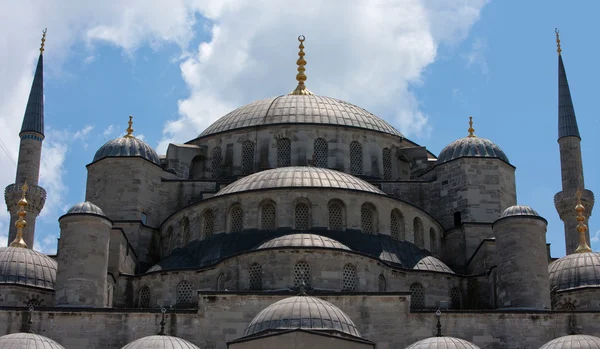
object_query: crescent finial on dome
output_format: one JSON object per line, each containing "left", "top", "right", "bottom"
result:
{"left": 467, "top": 116, "right": 476, "bottom": 138}
{"left": 555, "top": 28, "right": 562, "bottom": 56}
{"left": 289, "top": 35, "right": 314, "bottom": 96}
{"left": 124, "top": 115, "right": 135, "bottom": 138}
{"left": 574, "top": 189, "right": 592, "bottom": 253}
{"left": 40, "top": 28, "right": 47, "bottom": 54}
{"left": 10, "top": 182, "right": 29, "bottom": 248}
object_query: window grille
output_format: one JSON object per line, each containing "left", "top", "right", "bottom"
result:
{"left": 249, "top": 263, "right": 262, "bottom": 291}
{"left": 342, "top": 264, "right": 357, "bottom": 291}
{"left": 211, "top": 147, "right": 222, "bottom": 179}
{"left": 314, "top": 138, "right": 328, "bottom": 168}
{"left": 295, "top": 203, "right": 310, "bottom": 230}
{"left": 181, "top": 218, "right": 190, "bottom": 245}
{"left": 277, "top": 138, "right": 291, "bottom": 167}
{"left": 328, "top": 202, "right": 345, "bottom": 230}
{"left": 391, "top": 209, "right": 405, "bottom": 240}
{"left": 410, "top": 283, "right": 424, "bottom": 309}
{"left": 242, "top": 140, "right": 255, "bottom": 174}
{"left": 294, "top": 261, "right": 311, "bottom": 288}
{"left": 413, "top": 217, "right": 424, "bottom": 248}
{"left": 139, "top": 286, "right": 151, "bottom": 308}
{"left": 383, "top": 147, "right": 392, "bottom": 180}
{"left": 261, "top": 202, "right": 276, "bottom": 230}
{"left": 217, "top": 273, "right": 225, "bottom": 291}
{"left": 451, "top": 287, "right": 462, "bottom": 309}
{"left": 562, "top": 302, "right": 576, "bottom": 311}
{"left": 26, "top": 298, "right": 41, "bottom": 308}
{"left": 203, "top": 210, "right": 215, "bottom": 238}
{"left": 350, "top": 141, "right": 363, "bottom": 175}
{"left": 176, "top": 281, "right": 194, "bottom": 306}
{"left": 361, "top": 203, "right": 375, "bottom": 234}
{"left": 230, "top": 206, "right": 244, "bottom": 233}
{"left": 378, "top": 274, "right": 386, "bottom": 292}
{"left": 430, "top": 228, "right": 437, "bottom": 254}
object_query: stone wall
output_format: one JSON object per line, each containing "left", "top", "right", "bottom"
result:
{"left": 0, "top": 285, "right": 53, "bottom": 307}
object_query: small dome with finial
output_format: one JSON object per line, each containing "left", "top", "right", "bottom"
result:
{"left": 500, "top": 205, "right": 541, "bottom": 218}
{"left": 93, "top": 116, "right": 160, "bottom": 165}
{"left": 0, "top": 333, "right": 66, "bottom": 349}
{"left": 539, "top": 334, "right": 600, "bottom": 349}
{"left": 65, "top": 201, "right": 106, "bottom": 216}
{"left": 406, "top": 310, "right": 481, "bottom": 349}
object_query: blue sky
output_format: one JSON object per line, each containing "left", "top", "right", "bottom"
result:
{"left": 0, "top": 1, "right": 597, "bottom": 258}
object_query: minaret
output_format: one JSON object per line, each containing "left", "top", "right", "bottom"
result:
{"left": 4, "top": 30, "right": 48, "bottom": 248}
{"left": 553, "top": 29, "right": 595, "bottom": 255}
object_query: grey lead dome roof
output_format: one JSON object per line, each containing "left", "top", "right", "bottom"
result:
{"left": 65, "top": 201, "right": 105, "bottom": 216}
{"left": 501, "top": 205, "right": 540, "bottom": 218}
{"left": 405, "top": 337, "right": 481, "bottom": 349}
{"left": 215, "top": 167, "right": 385, "bottom": 196}
{"left": 0, "top": 247, "right": 57, "bottom": 290}
{"left": 120, "top": 335, "right": 200, "bottom": 349}
{"left": 93, "top": 136, "right": 160, "bottom": 165}
{"left": 539, "top": 334, "right": 600, "bottom": 349}
{"left": 199, "top": 95, "right": 404, "bottom": 138}
{"left": 244, "top": 296, "right": 361, "bottom": 338}
{"left": 257, "top": 233, "right": 351, "bottom": 250}
{"left": 437, "top": 136, "right": 509, "bottom": 165}
{"left": 548, "top": 252, "right": 600, "bottom": 291}
{"left": 0, "top": 333, "right": 66, "bottom": 349}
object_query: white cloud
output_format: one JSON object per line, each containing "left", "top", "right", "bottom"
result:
{"left": 591, "top": 230, "right": 600, "bottom": 243}
{"left": 102, "top": 124, "right": 115, "bottom": 139}
{"left": 463, "top": 37, "right": 488, "bottom": 74}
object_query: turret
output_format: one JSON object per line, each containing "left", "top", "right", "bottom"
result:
{"left": 493, "top": 205, "right": 551, "bottom": 309}
{"left": 4, "top": 30, "right": 48, "bottom": 248}
{"left": 553, "top": 29, "right": 595, "bottom": 254}
{"left": 55, "top": 202, "right": 111, "bottom": 307}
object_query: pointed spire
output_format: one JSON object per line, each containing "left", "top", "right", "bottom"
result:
{"left": 556, "top": 29, "right": 580, "bottom": 140}
{"left": 467, "top": 116, "right": 476, "bottom": 138}
{"left": 21, "top": 305, "right": 35, "bottom": 333}
{"left": 124, "top": 116, "right": 135, "bottom": 138}
{"left": 10, "top": 182, "right": 29, "bottom": 248}
{"left": 157, "top": 308, "right": 167, "bottom": 335}
{"left": 574, "top": 189, "right": 592, "bottom": 253}
{"left": 20, "top": 29, "right": 46, "bottom": 136}
{"left": 289, "top": 35, "right": 314, "bottom": 96}
{"left": 435, "top": 310, "right": 443, "bottom": 337}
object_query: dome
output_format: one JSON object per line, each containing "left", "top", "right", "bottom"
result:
{"left": 120, "top": 335, "right": 200, "bottom": 349}
{"left": 0, "top": 333, "right": 66, "bottom": 349}
{"left": 199, "top": 95, "right": 404, "bottom": 139}
{"left": 413, "top": 256, "right": 455, "bottom": 274}
{"left": 501, "top": 205, "right": 540, "bottom": 218}
{"left": 93, "top": 136, "right": 160, "bottom": 165}
{"left": 406, "top": 336, "right": 481, "bottom": 349}
{"left": 539, "top": 334, "right": 600, "bottom": 349}
{"left": 257, "top": 233, "right": 351, "bottom": 250}
{"left": 549, "top": 252, "right": 600, "bottom": 291}
{"left": 65, "top": 201, "right": 105, "bottom": 216}
{"left": 244, "top": 296, "right": 361, "bottom": 338}
{"left": 215, "top": 167, "right": 385, "bottom": 197}
{"left": 437, "top": 136, "right": 509, "bottom": 165}
{"left": 0, "top": 247, "right": 57, "bottom": 289}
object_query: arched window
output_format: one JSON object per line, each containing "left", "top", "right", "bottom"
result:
{"left": 230, "top": 205, "right": 244, "bottom": 233}
{"left": 294, "top": 261, "right": 311, "bottom": 288}
{"left": 313, "top": 138, "right": 328, "bottom": 168}
{"left": 378, "top": 274, "right": 386, "bottom": 292}
{"left": 361, "top": 203, "right": 377, "bottom": 235}
{"left": 328, "top": 200, "right": 346, "bottom": 231}
{"left": 277, "top": 138, "right": 291, "bottom": 167}
{"left": 260, "top": 201, "right": 276, "bottom": 230}
{"left": 26, "top": 298, "right": 42, "bottom": 308}
{"left": 294, "top": 202, "right": 310, "bottom": 230}
{"left": 217, "top": 273, "right": 225, "bottom": 291}
{"left": 410, "top": 283, "right": 424, "bottom": 309}
{"left": 176, "top": 280, "right": 194, "bottom": 306}
{"left": 138, "top": 286, "right": 151, "bottom": 308}
{"left": 190, "top": 155, "right": 206, "bottom": 179}
{"left": 451, "top": 287, "right": 462, "bottom": 309}
{"left": 562, "top": 302, "right": 576, "bottom": 311}
{"left": 390, "top": 209, "right": 405, "bottom": 240}
{"left": 181, "top": 217, "right": 190, "bottom": 245}
{"left": 211, "top": 146, "right": 222, "bottom": 179}
{"left": 242, "top": 140, "right": 255, "bottom": 175}
{"left": 342, "top": 264, "right": 357, "bottom": 291}
{"left": 430, "top": 228, "right": 437, "bottom": 254}
{"left": 350, "top": 141, "right": 363, "bottom": 175}
{"left": 413, "top": 217, "right": 424, "bottom": 249}
{"left": 202, "top": 210, "right": 215, "bottom": 239}
{"left": 383, "top": 147, "right": 392, "bottom": 180}
{"left": 249, "top": 263, "right": 262, "bottom": 291}
{"left": 454, "top": 211, "right": 462, "bottom": 227}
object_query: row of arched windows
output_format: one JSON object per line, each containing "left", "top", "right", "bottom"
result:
{"left": 208, "top": 140, "right": 394, "bottom": 178}
{"left": 408, "top": 283, "right": 462, "bottom": 310}
{"left": 138, "top": 281, "right": 196, "bottom": 308}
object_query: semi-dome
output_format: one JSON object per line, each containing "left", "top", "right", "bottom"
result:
{"left": 438, "top": 118, "right": 508, "bottom": 165}
{"left": 413, "top": 256, "right": 455, "bottom": 274}
{"left": 198, "top": 95, "right": 404, "bottom": 139}
{"left": 406, "top": 336, "right": 481, "bottom": 349}
{"left": 257, "top": 233, "right": 351, "bottom": 250}
{"left": 0, "top": 247, "right": 57, "bottom": 290}
{"left": 244, "top": 295, "right": 361, "bottom": 338}
{"left": 93, "top": 136, "right": 160, "bottom": 165}
{"left": 549, "top": 252, "right": 600, "bottom": 291}
{"left": 120, "top": 335, "right": 200, "bottom": 349}
{"left": 65, "top": 201, "right": 105, "bottom": 216}
{"left": 0, "top": 333, "right": 66, "bottom": 349}
{"left": 539, "top": 334, "right": 600, "bottom": 349}
{"left": 501, "top": 205, "right": 540, "bottom": 218}
{"left": 215, "top": 167, "right": 385, "bottom": 196}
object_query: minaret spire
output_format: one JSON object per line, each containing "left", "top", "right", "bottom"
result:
{"left": 21, "top": 29, "right": 46, "bottom": 137}
{"left": 289, "top": 35, "right": 314, "bottom": 96}
{"left": 556, "top": 29, "right": 580, "bottom": 140}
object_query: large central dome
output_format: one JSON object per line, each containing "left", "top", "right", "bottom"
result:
{"left": 198, "top": 95, "right": 404, "bottom": 138}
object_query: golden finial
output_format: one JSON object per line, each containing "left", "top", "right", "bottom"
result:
{"left": 467, "top": 116, "right": 476, "bottom": 138}
{"left": 555, "top": 28, "right": 562, "bottom": 56}
{"left": 40, "top": 28, "right": 47, "bottom": 54}
{"left": 10, "top": 182, "right": 29, "bottom": 248}
{"left": 574, "top": 189, "right": 592, "bottom": 253}
{"left": 124, "top": 116, "right": 134, "bottom": 138}
{"left": 289, "top": 35, "right": 314, "bottom": 96}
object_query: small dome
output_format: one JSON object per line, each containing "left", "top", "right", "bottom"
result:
{"left": 549, "top": 252, "right": 600, "bottom": 291}
{"left": 406, "top": 336, "right": 481, "bottom": 349}
{"left": 199, "top": 95, "right": 404, "bottom": 139}
{"left": 120, "top": 335, "right": 200, "bottom": 349}
{"left": 501, "top": 205, "right": 540, "bottom": 218}
{"left": 257, "top": 233, "right": 351, "bottom": 250}
{"left": 244, "top": 296, "right": 361, "bottom": 338}
{"left": 0, "top": 333, "right": 66, "bottom": 349}
{"left": 215, "top": 167, "right": 385, "bottom": 197}
{"left": 0, "top": 247, "right": 57, "bottom": 290}
{"left": 437, "top": 137, "right": 509, "bottom": 165}
{"left": 65, "top": 201, "right": 105, "bottom": 216}
{"left": 539, "top": 334, "right": 600, "bottom": 349}
{"left": 413, "top": 256, "right": 455, "bottom": 274}
{"left": 93, "top": 136, "right": 160, "bottom": 165}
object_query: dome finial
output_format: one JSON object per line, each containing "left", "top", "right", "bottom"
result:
{"left": 10, "top": 182, "right": 29, "bottom": 248}
{"left": 467, "top": 116, "right": 476, "bottom": 138}
{"left": 289, "top": 35, "right": 314, "bottom": 96}
{"left": 574, "top": 189, "right": 592, "bottom": 253}
{"left": 435, "top": 310, "right": 443, "bottom": 337}
{"left": 555, "top": 28, "right": 562, "bottom": 56}
{"left": 158, "top": 308, "right": 167, "bottom": 335}
{"left": 40, "top": 28, "right": 47, "bottom": 54}
{"left": 124, "top": 115, "right": 134, "bottom": 138}
{"left": 21, "top": 305, "right": 35, "bottom": 333}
